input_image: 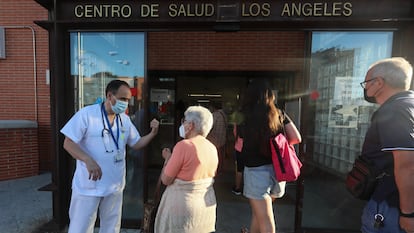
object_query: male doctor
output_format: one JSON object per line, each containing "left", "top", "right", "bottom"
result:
{"left": 61, "top": 79, "right": 159, "bottom": 233}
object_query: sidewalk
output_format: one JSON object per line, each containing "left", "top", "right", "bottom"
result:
{"left": 0, "top": 173, "right": 53, "bottom": 233}
{"left": 0, "top": 173, "right": 144, "bottom": 233}
{"left": 0, "top": 156, "right": 296, "bottom": 233}
{"left": 0, "top": 172, "right": 250, "bottom": 233}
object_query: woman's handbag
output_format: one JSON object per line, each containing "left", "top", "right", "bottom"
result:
{"left": 270, "top": 133, "right": 302, "bottom": 182}
{"left": 141, "top": 174, "right": 162, "bottom": 233}
{"left": 345, "top": 156, "right": 380, "bottom": 200}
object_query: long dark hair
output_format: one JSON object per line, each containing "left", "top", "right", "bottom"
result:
{"left": 241, "top": 79, "right": 283, "bottom": 157}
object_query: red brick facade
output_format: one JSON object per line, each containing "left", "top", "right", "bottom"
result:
{"left": 147, "top": 31, "right": 306, "bottom": 91}
{"left": 148, "top": 31, "right": 305, "bottom": 71}
{"left": 0, "top": 127, "right": 39, "bottom": 180}
{"left": 0, "top": 0, "right": 49, "bottom": 180}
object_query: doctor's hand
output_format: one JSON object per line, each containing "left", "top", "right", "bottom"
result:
{"left": 85, "top": 157, "right": 102, "bottom": 181}
{"left": 150, "top": 118, "right": 160, "bottom": 135}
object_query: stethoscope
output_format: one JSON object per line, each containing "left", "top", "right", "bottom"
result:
{"left": 100, "top": 103, "right": 124, "bottom": 153}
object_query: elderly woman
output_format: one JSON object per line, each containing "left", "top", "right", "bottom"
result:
{"left": 154, "top": 106, "right": 219, "bottom": 233}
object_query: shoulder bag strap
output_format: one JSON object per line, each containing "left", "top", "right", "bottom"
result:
{"left": 271, "top": 136, "right": 286, "bottom": 173}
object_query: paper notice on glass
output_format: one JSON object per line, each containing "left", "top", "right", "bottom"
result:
{"left": 150, "top": 89, "right": 170, "bottom": 102}
{"left": 328, "top": 77, "right": 360, "bottom": 128}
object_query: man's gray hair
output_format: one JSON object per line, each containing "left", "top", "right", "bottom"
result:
{"left": 184, "top": 106, "right": 213, "bottom": 137}
{"left": 369, "top": 57, "right": 413, "bottom": 90}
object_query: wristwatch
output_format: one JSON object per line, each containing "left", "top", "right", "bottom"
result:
{"left": 399, "top": 209, "right": 414, "bottom": 218}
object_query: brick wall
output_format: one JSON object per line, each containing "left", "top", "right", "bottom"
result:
{"left": 0, "top": 127, "right": 39, "bottom": 181}
{"left": 148, "top": 31, "right": 306, "bottom": 91}
{"left": 0, "top": 0, "right": 50, "bottom": 177}
{"left": 148, "top": 31, "right": 305, "bottom": 71}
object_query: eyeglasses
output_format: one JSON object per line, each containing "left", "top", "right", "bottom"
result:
{"left": 360, "top": 77, "right": 377, "bottom": 89}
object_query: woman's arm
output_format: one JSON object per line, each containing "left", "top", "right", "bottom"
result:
{"left": 283, "top": 114, "right": 302, "bottom": 145}
{"left": 160, "top": 148, "right": 176, "bottom": 185}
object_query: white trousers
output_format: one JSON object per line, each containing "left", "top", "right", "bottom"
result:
{"left": 68, "top": 190, "right": 123, "bottom": 233}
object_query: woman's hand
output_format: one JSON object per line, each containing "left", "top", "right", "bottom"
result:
{"left": 161, "top": 147, "right": 175, "bottom": 185}
{"left": 162, "top": 148, "right": 172, "bottom": 160}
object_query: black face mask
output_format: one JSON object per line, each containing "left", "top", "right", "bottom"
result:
{"left": 364, "top": 89, "right": 377, "bottom": 103}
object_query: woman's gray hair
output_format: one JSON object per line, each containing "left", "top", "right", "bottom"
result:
{"left": 369, "top": 57, "right": 413, "bottom": 90}
{"left": 184, "top": 106, "right": 213, "bottom": 137}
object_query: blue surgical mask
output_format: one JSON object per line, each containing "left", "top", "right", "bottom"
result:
{"left": 111, "top": 97, "right": 128, "bottom": 114}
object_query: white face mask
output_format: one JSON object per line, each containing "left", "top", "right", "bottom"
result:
{"left": 179, "top": 124, "right": 186, "bottom": 138}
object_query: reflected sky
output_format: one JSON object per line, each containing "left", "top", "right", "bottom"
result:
{"left": 70, "top": 32, "right": 145, "bottom": 78}
{"left": 312, "top": 31, "right": 393, "bottom": 53}
{"left": 312, "top": 31, "right": 393, "bottom": 78}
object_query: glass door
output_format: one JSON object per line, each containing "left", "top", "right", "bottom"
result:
{"left": 70, "top": 32, "right": 146, "bottom": 224}
{"left": 302, "top": 31, "right": 393, "bottom": 231}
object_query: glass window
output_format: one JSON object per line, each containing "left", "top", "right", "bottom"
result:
{"left": 70, "top": 32, "right": 146, "bottom": 221}
{"left": 70, "top": 32, "right": 145, "bottom": 109}
{"left": 302, "top": 31, "right": 393, "bottom": 230}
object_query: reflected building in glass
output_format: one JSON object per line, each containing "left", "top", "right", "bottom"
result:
{"left": 301, "top": 31, "right": 393, "bottom": 230}
{"left": 310, "top": 47, "right": 362, "bottom": 176}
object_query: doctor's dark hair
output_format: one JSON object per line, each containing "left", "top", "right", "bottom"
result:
{"left": 105, "top": 80, "right": 130, "bottom": 95}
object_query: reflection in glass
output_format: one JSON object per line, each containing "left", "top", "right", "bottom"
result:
{"left": 70, "top": 32, "right": 146, "bottom": 222}
{"left": 70, "top": 32, "right": 145, "bottom": 109}
{"left": 302, "top": 31, "right": 393, "bottom": 230}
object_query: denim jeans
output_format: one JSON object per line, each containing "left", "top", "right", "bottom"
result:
{"left": 361, "top": 199, "right": 405, "bottom": 233}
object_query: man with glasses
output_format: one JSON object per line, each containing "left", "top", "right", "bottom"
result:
{"left": 60, "top": 80, "right": 159, "bottom": 233}
{"left": 359, "top": 57, "right": 414, "bottom": 233}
